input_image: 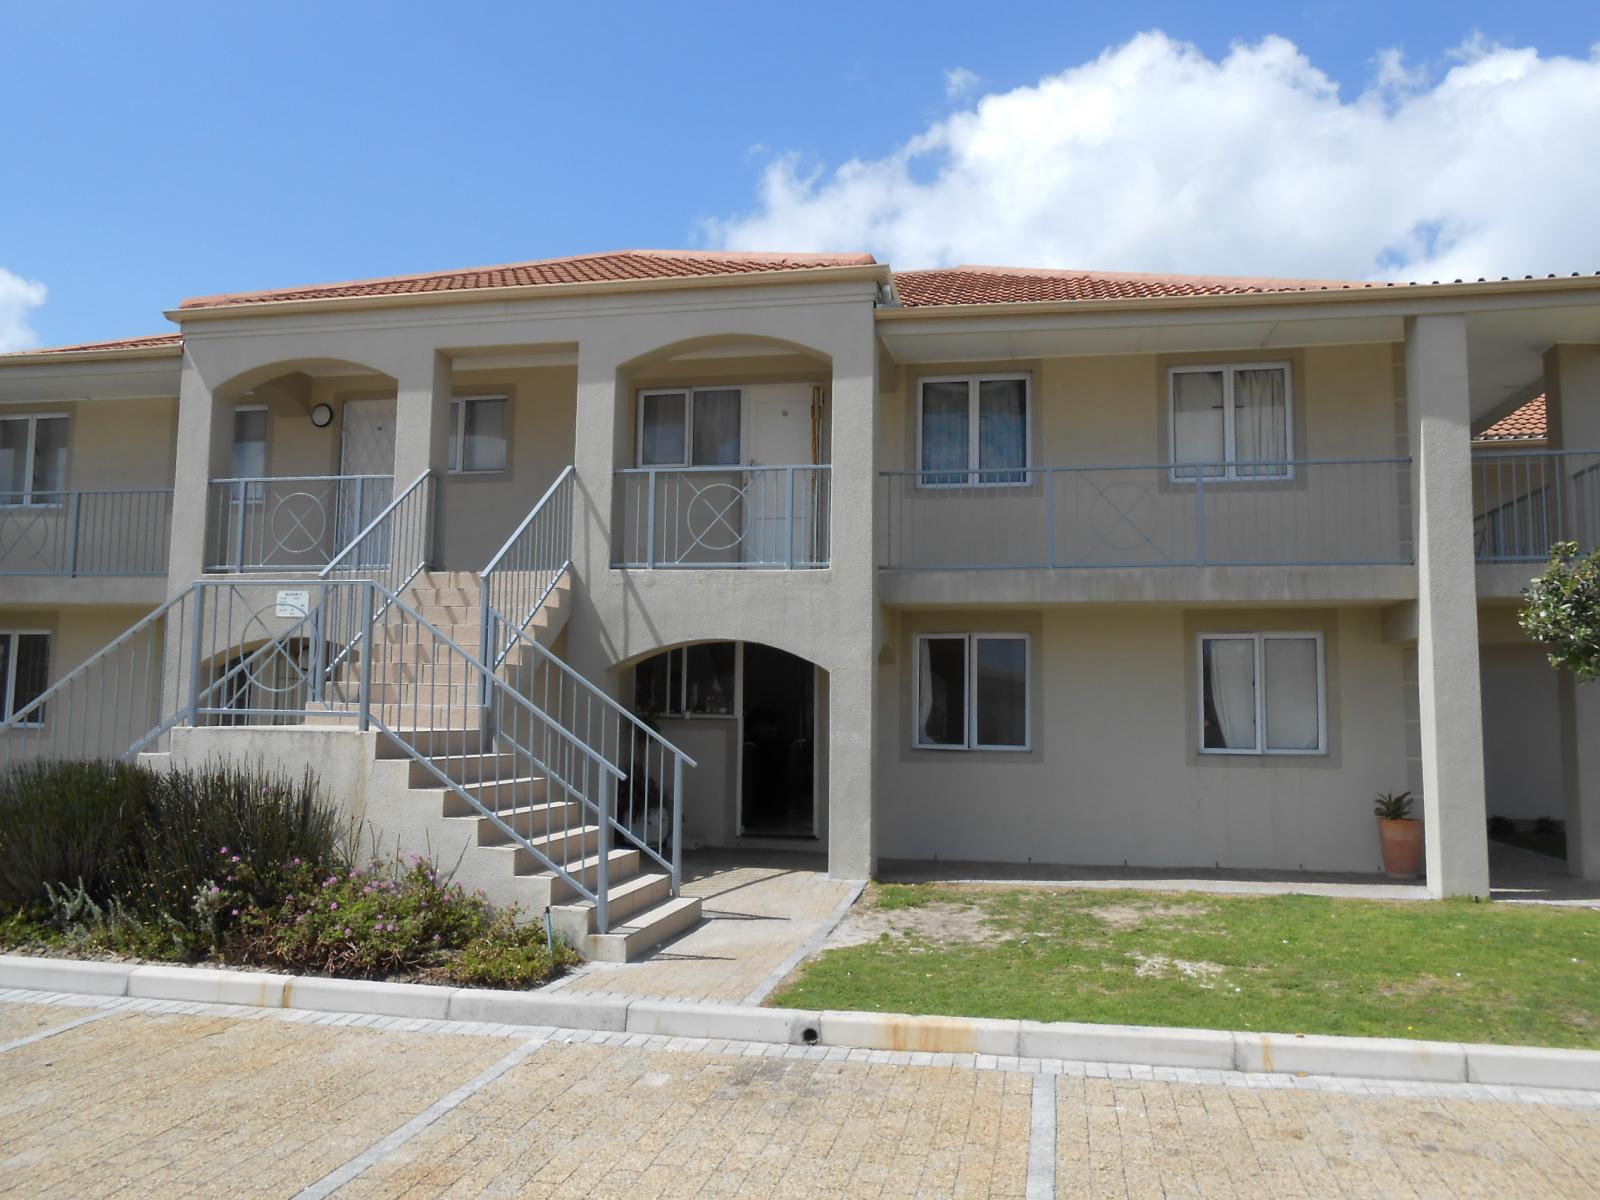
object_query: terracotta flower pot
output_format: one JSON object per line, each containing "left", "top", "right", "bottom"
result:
{"left": 1377, "top": 817, "right": 1425, "bottom": 879}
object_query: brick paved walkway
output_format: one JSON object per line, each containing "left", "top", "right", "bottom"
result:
{"left": 4, "top": 991, "right": 1598, "bottom": 1197}
{"left": 556, "top": 855, "right": 857, "bottom": 1003}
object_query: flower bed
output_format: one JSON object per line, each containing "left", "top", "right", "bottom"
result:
{"left": 0, "top": 760, "right": 577, "bottom": 989}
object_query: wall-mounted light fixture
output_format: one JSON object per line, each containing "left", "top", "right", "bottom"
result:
{"left": 310, "top": 403, "right": 334, "bottom": 428}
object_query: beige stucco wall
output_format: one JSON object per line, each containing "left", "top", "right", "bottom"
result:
{"left": 436, "top": 365, "right": 577, "bottom": 568}
{"left": 875, "top": 604, "right": 1409, "bottom": 873}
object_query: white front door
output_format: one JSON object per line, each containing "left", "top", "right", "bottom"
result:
{"left": 744, "top": 388, "right": 818, "bottom": 564}
{"left": 339, "top": 400, "right": 396, "bottom": 555}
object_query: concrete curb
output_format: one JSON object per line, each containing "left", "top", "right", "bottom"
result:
{"left": 4, "top": 953, "right": 1597, "bottom": 1092}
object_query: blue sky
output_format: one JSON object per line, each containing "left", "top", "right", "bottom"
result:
{"left": 1, "top": 2, "right": 1596, "bottom": 348}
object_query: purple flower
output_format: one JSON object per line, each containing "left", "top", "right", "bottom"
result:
{"left": 231, "top": 908, "right": 240, "bottom": 916}
{"left": 330, "top": 902, "right": 339, "bottom": 910}
{"left": 208, "top": 886, "right": 221, "bottom": 896}
{"left": 344, "top": 927, "right": 352, "bottom": 936}
{"left": 231, "top": 855, "right": 241, "bottom": 864}
{"left": 219, "top": 846, "right": 229, "bottom": 855}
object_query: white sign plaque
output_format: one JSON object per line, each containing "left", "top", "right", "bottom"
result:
{"left": 275, "top": 589, "right": 310, "bottom": 619}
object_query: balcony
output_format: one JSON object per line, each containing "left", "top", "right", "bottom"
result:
{"left": 0, "top": 489, "right": 173, "bottom": 577}
{"left": 204, "top": 475, "right": 393, "bottom": 573}
{"left": 1473, "top": 450, "right": 1600, "bottom": 563}
{"left": 612, "top": 465, "right": 831, "bottom": 569}
{"left": 879, "top": 458, "right": 1414, "bottom": 571}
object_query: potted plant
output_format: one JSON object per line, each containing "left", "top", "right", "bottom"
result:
{"left": 1374, "top": 791, "right": 1424, "bottom": 879}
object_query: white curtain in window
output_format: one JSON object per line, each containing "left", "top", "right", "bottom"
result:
{"left": 641, "top": 393, "right": 687, "bottom": 465}
{"left": 1233, "top": 368, "right": 1287, "bottom": 476}
{"left": 232, "top": 409, "right": 267, "bottom": 478}
{"left": 1264, "top": 637, "right": 1320, "bottom": 750}
{"left": 977, "top": 380, "right": 1027, "bottom": 483}
{"left": 30, "top": 418, "right": 67, "bottom": 495}
{"left": 1204, "top": 638, "right": 1256, "bottom": 750}
{"left": 0, "top": 420, "right": 27, "bottom": 501}
{"left": 462, "top": 399, "right": 508, "bottom": 472}
{"left": 1172, "top": 372, "right": 1225, "bottom": 476}
{"left": 921, "top": 381, "right": 970, "bottom": 481}
{"left": 918, "top": 637, "right": 965, "bottom": 745}
{"left": 691, "top": 389, "right": 741, "bottom": 466}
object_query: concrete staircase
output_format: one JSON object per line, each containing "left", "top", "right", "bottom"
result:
{"left": 300, "top": 570, "right": 701, "bottom": 962}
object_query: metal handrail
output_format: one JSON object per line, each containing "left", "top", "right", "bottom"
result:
{"left": 320, "top": 470, "right": 431, "bottom": 578}
{"left": 879, "top": 455, "right": 1413, "bottom": 476}
{"left": 480, "top": 467, "right": 574, "bottom": 665}
{"left": 490, "top": 614, "right": 695, "bottom": 888}
{"left": 211, "top": 474, "right": 391, "bottom": 484}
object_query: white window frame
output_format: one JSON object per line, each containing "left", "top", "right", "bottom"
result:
{"left": 0, "top": 412, "right": 70, "bottom": 507}
{"left": 633, "top": 644, "right": 738, "bottom": 720}
{"left": 448, "top": 395, "right": 510, "bottom": 475}
{"left": 1196, "top": 631, "right": 1326, "bottom": 756}
{"left": 635, "top": 387, "right": 745, "bottom": 468}
{"left": 915, "top": 373, "right": 1031, "bottom": 489}
{"left": 912, "top": 632, "right": 1031, "bottom": 752}
{"left": 0, "top": 629, "right": 50, "bottom": 727}
{"left": 1167, "top": 362, "right": 1294, "bottom": 482}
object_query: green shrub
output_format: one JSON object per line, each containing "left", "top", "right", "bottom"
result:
{"left": 429, "top": 913, "right": 580, "bottom": 988}
{"left": 1520, "top": 541, "right": 1600, "bottom": 683}
{"left": 0, "top": 759, "right": 350, "bottom": 955}
{"left": 0, "top": 760, "right": 157, "bottom": 906}
{"left": 122, "top": 761, "right": 349, "bottom": 949}
{"left": 244, "top": 856, "right": 499, "bottom": 977}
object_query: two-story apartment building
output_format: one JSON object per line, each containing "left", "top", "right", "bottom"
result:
{"left": 2, "top": 250, "right": 1596, "bottom": 957}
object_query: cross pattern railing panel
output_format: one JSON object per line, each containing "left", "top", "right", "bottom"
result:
{"left": 878, "top": 459, "right": 1414, "bottom": 570}
{"left": 612, "top": 465, "right": 831, "bottom": 569}
{"left": 1473, "top": 450, "right": 1600, "bottom": 562}
{"left": 204, "top": 475, "right": 393, "bottom": 572}
{"left": 0, "top": 489, "right": 173, "bottom": 576}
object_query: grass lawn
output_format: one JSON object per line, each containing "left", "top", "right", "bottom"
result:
{"left": 770, "top": 884, "right": 1600, "bottom": 1049}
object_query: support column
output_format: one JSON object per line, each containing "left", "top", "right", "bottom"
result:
{"left": 165, "top": 352, "right": 233, "bottom": 592}
{"left": 1406, "top": 314, "right": 1490, "bottom": 897}
{"left": 1543, "top": 343, "right": 1600, "bottom": 878}
{"left": 823, "top": 317, "right": 879, "bottom": 882}
{"left": 392, "top": 349, "right": 453, "bottom": 487}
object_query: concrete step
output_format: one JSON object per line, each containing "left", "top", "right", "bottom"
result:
{"left": 539, "top": 847, "right": 643, "bottom": 897}
{"left": 472, "top": 798, "right": 574, "bottom": 843}
{"left": 427, "top": 753, "right": 523, "bottom": 791}
{"left": 375, "top": 724, "right": 494, "bottom": 759}
{"left": 581, "top": 895, "right": 702, "bottom": 964}
{"left": 513, "top": 824, "right": 604, "bottom": 868}
{"left": 550, "top": 870, "right": 671, "bottom": 936}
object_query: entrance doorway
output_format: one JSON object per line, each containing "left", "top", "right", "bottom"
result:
{"left": 339, "top": 399, "right": 396, "bottom": 559}
{"left": 740, "top": 643, "right": 817, "bottom": 837}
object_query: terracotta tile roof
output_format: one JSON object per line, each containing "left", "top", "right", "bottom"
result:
{"left": 891, "top": 265, "right": 1397, "bottom": 307}
{"left": 0, "top": 332, "right": 182, "bottom": 358}
{"left": 181, "top": 249, "right": 879, "bottom": 310}
{"left": 1475, "top": 395, "right": 1548, "bottom": 442}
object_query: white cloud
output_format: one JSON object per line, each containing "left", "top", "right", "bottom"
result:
{"left": 710, "top": 32, "right": 1600, "bottom": 282}
{"left": 0, "top": 267, "right": 47, "bottom": 352}
{"left": 945, "top": 66, "right": 980, "bottom": 99}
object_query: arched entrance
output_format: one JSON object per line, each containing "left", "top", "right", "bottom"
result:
{"left": 628, "top": 639, "right": 826, "bottom": 846}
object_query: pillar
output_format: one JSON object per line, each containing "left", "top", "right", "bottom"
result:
{"left": 1406, "top": 314, "right": 1490, "bottom": 897}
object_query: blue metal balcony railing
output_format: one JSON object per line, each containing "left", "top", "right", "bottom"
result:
{"left": 0, "top": 489, "right": 173, "bottom": 577}
{"left": 204, "top": 475, "right": 394, "bottom": 572}
{"left": 612, "top": 464, "right": 831, "bottom": 569}
{"left": 878, "top": 458, "right": 1414, "bottom": 570}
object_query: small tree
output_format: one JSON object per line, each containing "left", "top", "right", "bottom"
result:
{"left": 1519, "top": 541, "right": 1600, "bottom": 684}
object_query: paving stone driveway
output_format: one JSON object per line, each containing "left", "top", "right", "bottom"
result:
{"left": 3, "top": 993, "right": 1598, "bottom": 1198}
